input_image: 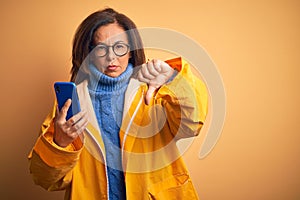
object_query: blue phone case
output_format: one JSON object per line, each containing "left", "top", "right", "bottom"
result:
{"left": 54, "top": 82, "right": 81, "bottom": 120}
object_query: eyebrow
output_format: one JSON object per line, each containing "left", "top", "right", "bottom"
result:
{"left": 94, "top": 40, "right": 127, "bottom": 46}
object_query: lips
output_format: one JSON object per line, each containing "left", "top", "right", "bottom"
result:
{"left": 107, "top": 65, "right": 118, "bottom": 71}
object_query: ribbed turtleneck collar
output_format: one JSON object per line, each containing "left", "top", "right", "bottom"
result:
{"left": 88, "top": 63, "right": 133, "bottom": 93}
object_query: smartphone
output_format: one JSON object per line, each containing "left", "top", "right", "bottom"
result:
{"left": 54, "top": 82, "right": 81, "bottom": 120}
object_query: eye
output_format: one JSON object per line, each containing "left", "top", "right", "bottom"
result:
{"left": 115, "top": 44, "right": 126, "bottom": 50}
{"left": 93, "top": 45, "right": 108, "bottom": 57}
{"left": 95, "top": 45, "right": 107, "bottom": 51}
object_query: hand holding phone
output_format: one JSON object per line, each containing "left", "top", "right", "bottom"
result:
{"left": 53, "top": 82, "right": 88, "bottom": 147}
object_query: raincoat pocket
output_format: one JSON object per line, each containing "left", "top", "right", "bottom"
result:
{"left": 148, "top": 173, "right": 199, "bottom": 200}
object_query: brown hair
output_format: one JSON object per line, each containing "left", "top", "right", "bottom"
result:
{"left": 70, "top": 8, "right": 145, "bottom": 82}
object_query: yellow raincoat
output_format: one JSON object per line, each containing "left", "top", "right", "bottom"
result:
{"left": 28, "top": 57, "right": 208, "bottom": 200}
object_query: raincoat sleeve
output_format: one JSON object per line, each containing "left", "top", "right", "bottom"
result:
{"left": 157, "top": 57, "right": 208, "bottom": 139}
{"left": 28, "top": 104, "right": 84, "bottom": 191}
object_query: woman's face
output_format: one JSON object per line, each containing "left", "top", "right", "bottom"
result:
{"left": 91, "top": 23, "right": 130, "bottom": 78}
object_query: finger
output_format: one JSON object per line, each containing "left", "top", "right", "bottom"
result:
{"left": 71, "top": 117, "right": 89, "bottom": 136}
{"left": 66, "top": 110, "right": 87, "bottom": 126}
{"left": 147, "top": 60, "right": 160, "bottom": 77}
{"left": 152, "top": 59, "right": 162, "bottom": 72}
{"left": 146, "top": 60, "right": 160, "bottom": 77}
{"left": 69, "top": 117, "right": 89, "bottom": 138}
{"left": 137, "top": 70, "right": 151, "bottom": 84}
{"left": 141, "top": 63, "right": 155, "bottom": 80}
{"left": 154, "top": 60, "right": 174, "bottom": 81}
{"left": 57, "top": 99, "right": 72, "bottom": 121}
{"left": 145, "top": 85, "right": 157, "bottom": 105}
{"left": 73, "top": 111, "right": 88, "bottom": 127}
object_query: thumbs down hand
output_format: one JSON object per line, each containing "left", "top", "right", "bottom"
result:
{"left": 136, "top": 59, "right": 174, "bottom": 105}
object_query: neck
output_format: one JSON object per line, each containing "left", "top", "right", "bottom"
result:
{"left": 88, "top": 63, "right": 133, "bottom": 92}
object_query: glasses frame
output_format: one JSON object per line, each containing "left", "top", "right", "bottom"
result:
{"left": 91, "top": 42, "right": 130, "bottom": 58}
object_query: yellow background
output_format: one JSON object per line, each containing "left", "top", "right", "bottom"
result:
{"left": 0, "top": 0, "right": 299, "bottom": 199}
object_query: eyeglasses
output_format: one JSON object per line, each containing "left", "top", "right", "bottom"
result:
{"left": 91, "top": 42, "right": 130, "bottom": 57}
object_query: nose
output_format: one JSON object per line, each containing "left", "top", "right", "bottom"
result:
{"left": 106, "top": 46, "right": 116, "bottom": 61}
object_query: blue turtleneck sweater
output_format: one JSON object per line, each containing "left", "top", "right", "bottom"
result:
{"left": 88, "top": 63, "right": 133, "bottom": 200}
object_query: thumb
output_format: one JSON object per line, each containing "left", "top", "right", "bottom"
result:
{"left": 145, "top": 85, "right": 156, "bottom": 105}
{"left": 57, "top": 99, "right": 72, "bottom": 121}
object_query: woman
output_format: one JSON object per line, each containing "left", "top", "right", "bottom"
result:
{"left": 28, "top": 8, "right": 208, "bottom": 200}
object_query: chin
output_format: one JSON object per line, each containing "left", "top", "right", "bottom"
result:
{"left": 105, "top": 72, "right": 121, "bottom": 78}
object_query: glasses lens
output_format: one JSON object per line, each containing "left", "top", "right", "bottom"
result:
{"left": 113, "top": 43, "right": 129, "bottom": 56}
{"left": 94, "top": 45, "right": 107, "bottom": 57}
